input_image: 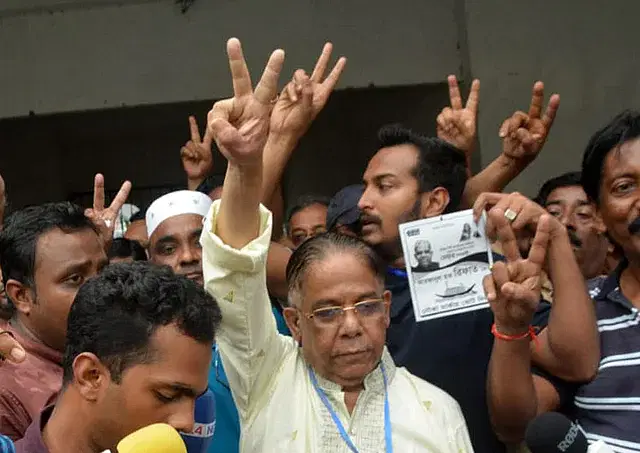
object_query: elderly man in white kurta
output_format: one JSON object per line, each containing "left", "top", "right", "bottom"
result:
{"left": 199, "top": 38, "right": 474, "bottom": 453}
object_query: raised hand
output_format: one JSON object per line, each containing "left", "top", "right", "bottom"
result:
{"left": 483, "top": 208, "right": 551, "bottom": 335}
{"left": 499, "top": 82, "right": 560, "bottom": 162}
{"left": 472, "top": 192, "right": 556, "bottom": 239}
{"left": 181, "top": 116, "right": 214, "bottom": 182}
{"left": 207, "top": 38, "right": 285, "bottom": 166}
{"left": 270, "top": 43, "right": 347, "bottom": 139}
{"left": 84, "top": 173, "right": 132, "bottom": 242}
{"left": 436, "top": 75, "right": 480, "bottom": 158}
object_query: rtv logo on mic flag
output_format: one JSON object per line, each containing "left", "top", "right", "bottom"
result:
{"left": 180, "top": 388, "right": 216, "bottom": 453}
{"left": 525, "top": 412, "right": 589, "bottom": 453}
{"left": 558, "top": 421, "right": 580, "bottom": 452}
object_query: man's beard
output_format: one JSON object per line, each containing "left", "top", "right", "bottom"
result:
{"left": 376, "top": 199, "right": 422, "bottom": 263}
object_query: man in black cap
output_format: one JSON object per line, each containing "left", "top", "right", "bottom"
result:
{"left": 326, "top": 184, "right": 364, "bottom": 237}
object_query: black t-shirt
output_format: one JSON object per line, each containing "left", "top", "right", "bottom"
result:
{"left": 385, "top": 261, "right": 551, "bottom": 453}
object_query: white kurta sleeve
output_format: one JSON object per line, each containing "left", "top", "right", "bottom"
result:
{"left": 200, "top": 200, "right": 291, "bottom": 422}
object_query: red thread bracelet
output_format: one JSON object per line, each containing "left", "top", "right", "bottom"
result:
{"left": 491, "top": 323, "right": 538, "bottom": 345}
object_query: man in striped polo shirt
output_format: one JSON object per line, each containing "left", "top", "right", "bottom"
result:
{"left": 486, "top": 110, "right": 640, "bottom": 453}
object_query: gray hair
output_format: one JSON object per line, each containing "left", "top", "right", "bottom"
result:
{"left": 285, "top": 232, "right": 385, "bottom": 307}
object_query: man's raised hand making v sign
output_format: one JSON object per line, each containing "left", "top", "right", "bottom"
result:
{"left": 207, "top": 39, "right": 285, "bottom": 168}
{"left": 207, "top": 38, "right": 285, "bottom": 249}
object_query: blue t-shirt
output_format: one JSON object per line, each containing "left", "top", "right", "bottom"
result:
{"left": 207, "top": 304, "right": 291, "bottom": 453}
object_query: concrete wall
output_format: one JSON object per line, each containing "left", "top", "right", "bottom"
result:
{"left": 0, "top": 0, "right": 460, "bottom": 118}
{"left": 465, "top": 0, "right": 640, "bottom": 195}
{"left": 2, "top": 0, "right": 640, "bottom": 209}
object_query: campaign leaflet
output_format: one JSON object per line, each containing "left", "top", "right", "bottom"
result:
{"left": 399, "top": 209, "right": 493, "bottom": 322}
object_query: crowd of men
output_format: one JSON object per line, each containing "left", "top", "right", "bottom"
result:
{"left": 0, "top": 37, "right": 638, "bottom": 453}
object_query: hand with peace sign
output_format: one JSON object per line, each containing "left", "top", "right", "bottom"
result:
{"left": 181, "top": 116, "right": 214, "bottom": 189}
{"left": 270, "top": 43, "right": 347, "bottom": 140}
{"left": 436, "top": 75, "right": 480, "bottom": 160}
{"left": 207, "top": 38, "right": 285, "bottom": 167}
{"left": 499, "top": 82, "right": 560, "bottom": 163}
{"left": 483, "top": 208, "right": 552, "bottom": 335}
{"left": 84, "top": 173, "right": 132, "bottom": 244}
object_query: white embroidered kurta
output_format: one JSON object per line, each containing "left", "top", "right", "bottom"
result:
{"left": 201, "top": 201, "right": 474, "bottom": 453}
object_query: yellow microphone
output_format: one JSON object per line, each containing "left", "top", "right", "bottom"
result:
{"left": 116, "top": 424, "right": 187, "bottom": 453}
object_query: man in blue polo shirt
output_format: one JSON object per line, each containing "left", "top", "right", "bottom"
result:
{"left": 486, "top": 110, "right": 640, "bottom": 452}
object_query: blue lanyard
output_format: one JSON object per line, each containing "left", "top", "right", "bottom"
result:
{"left": 308, "top": 364, "right": 393, "bottom": 453}
{"left": 386, "top": 267, "right": 407, "bottom": 279}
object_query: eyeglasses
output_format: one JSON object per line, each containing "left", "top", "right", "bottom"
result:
{"left": 303, "top": 299, "right": 388, "bottom": 326}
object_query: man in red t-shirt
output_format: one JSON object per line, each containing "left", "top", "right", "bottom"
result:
{"left": 0, "top": 202, "right": 108, "bottom": 440}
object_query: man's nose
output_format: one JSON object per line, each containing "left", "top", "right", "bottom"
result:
{"left": 168, "top": 401, "right": 196, "bottom": 434}
{"left": 358, "top": 187, "right": 373, "bottom": 211}
{"left": 179, "top": 246, "right": 201, "bottom": 265}
{"left": 559, "top": 213, "right": 576, "bottom": 229}
{"left": 340, "top": 308, "right": 363, "bottom": 338}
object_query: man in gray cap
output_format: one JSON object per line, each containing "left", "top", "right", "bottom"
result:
{"left": 325, "top": 184, "right": 364, "bottom": 237}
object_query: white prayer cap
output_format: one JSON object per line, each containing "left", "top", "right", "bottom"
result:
{"left": 146, "top": 190, "right": 212, "bottom": 238}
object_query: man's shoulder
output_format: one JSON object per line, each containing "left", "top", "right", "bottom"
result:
{"left": 0, "top": 357, "right": 61, "bottom": 437}
{"left": 0, "top": 387, "right": 30, "bottom": 442}
{"left": 13, "top": 420, "right": 45, "bottom": 453}
{"left": 394, "top": 367, "right": 464, "bottom": 414}
{"left": 0, "top": 357, "right": 61, "bottom": 401}
{"left": 0, "top": 364, "right": 34, "bottom": 407}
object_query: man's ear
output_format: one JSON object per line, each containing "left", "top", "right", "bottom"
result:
{"left": 420, "top": 187, "right": 450, "bottom": 218}
{"left": 283, "top": 307, "right": 302, "bottom": 344}
{"left": 73, "top": 352, "right": 111, "bottom": 402}
{"left": 382, "top": 290, "right": 392, "bottom": 329}
{"left": 5, "top": 279, "right": 35, "bottom": 316}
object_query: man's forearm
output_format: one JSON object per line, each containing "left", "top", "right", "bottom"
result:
{"left": 487, "top": 338, "right": 538, "bottom": 443}
{"left": 463, "top": 154, "right": 530, "bottom": 207}
{"left": 217, "top": 163, "right": 263, "bottom": 250}
{"left": 266, "top": 184, "right": 285, "bottom": 241}
{"left": 533, "top": 233, "right": 599, "bottom": 381}
{"left": 261, "top": 132, "right": 299, "bottom": 204}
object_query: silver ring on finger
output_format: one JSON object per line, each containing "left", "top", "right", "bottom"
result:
{"left": 504, "top": 208, "right": 518, "bottom": 223}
